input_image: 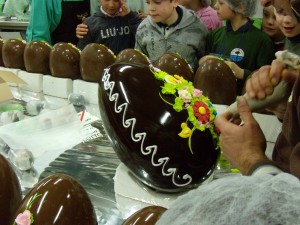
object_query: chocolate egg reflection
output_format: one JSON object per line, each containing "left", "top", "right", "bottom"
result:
{"left": 0, "top": 39, "right": 5, "bottom": 67}
{"left": 24, "top": 41, "right": 51, "bottom": 74}
{"left": 13, "top": 173, "right": 97, "bottom": 225}
{"left": 0, "top": 155, "right": 22, "bottom": 225}
{"left": 115, "top": 48, "right": 150, "bottom": 66}
{"left": 123, "top": 206, "right": 167, "bottom": 225}
{"left": 98, "top": 63, "right": 219, "bottom": 192}
{"left": 153, "top": 53, "right": 194, "bottom": 81}
{"left": 2, "top": 38, "right": 26, "bottom": 70}
{"left": 50, "top": 42, "right": 81, "bottom": 79}
{"left": 194, "top": 58, "right": 237, "bottom": 105}
{"left": 80, "top": 43, "right": 115, "bottom": 82}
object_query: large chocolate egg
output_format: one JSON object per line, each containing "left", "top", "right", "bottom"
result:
{"left": 123, "top": 206, "right": 167, "bottom": 225}
{"left": 115, "top": 49, "right": 150, "bottom": 66}
{"left": 2, "top": 38, "right": 26, "bottom": 70}
{"left": 0, "top": 155, "right": 22, "bottom": 225}
{"left": 80, "top": 43, "right": 115, "bottom": 82}
{"left": 194, "top": 58, "right": 237, "bottom": 105}
{"left": 0, "top": 39, "right": 5, "bottom": 67}
{"left": 49, "top": 42, "right": 81, "bottom": 79}
{"left": 153, "top": 53, "right": 194, "bottom": 81}
{"left": 24, "top": 41, "right": 51, "bottom": 74}
{"left": 98, "top": 63, "right": 220, "bottom": 192}
{"left": 13, "top": 173, "right": 97, "bottom": 225}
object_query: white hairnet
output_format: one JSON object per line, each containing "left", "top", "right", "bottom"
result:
{"left": 156, "top": 173, "right": 300, "bottom": 225}
{"left": 223, "top": 0, "right": 257, "bottom": 17}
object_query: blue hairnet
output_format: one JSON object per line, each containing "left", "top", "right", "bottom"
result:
{"left": 223, "top": 0, "right": 257, "bottom": 17}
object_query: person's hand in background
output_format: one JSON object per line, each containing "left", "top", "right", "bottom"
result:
{"left": 76, "top": 16, "right": 88, "bottom": 39}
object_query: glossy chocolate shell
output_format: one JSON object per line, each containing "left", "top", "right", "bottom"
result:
{"left": 24, "top": 41, "right": 51, "bottom": 74}
{"left": 115, "top": 48, "right": 150, "bottom": 66}
{"left": 153, "top": 52, "right": 194, "bottom": 81}
{"left": 122, "top": 206, "right": 167, "bottom": 225}
{"left": 80, "top": 43, "right": 115, "bottom": 82}
{"left": 0, "top": 154, "right": 22, "bottom": 225}
{"left": 194, "top": 58, "right": 237, "bottom": 105}
{"left": 13, "top": 173, "right": 97, "bottom": 225}
{"left": 98, "top": 63, "right": 219, "bottom": 192}
{"left": 49, "top": 42, "right": 81, "bottom": 79}
{"left": 2, "top": 38, "right": 26, "bottom": 70}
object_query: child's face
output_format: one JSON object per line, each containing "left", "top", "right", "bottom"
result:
{"left": 146, "top": 0, "right": 179, "bottom": 25}
{"left": 262, "top": 5, "right": 284, "bottom": 41}
{"left": 214, "top": 0, "right": 235, "bottom": 21}
{"left": 273, "top": 0, "right": 300, "bottom": 37}
{"left": 102, "top": 0, "right": 122, "bottom": 16}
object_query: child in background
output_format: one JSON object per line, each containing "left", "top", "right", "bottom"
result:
{"left": 179, "top": 0, "right": 223, "bottom": 30}
{"left": 262, "top": 4, "right": 285, "bottom": 51}
{"left": 273, "top": 0, "right": 300, "bottom": 54}
{"left": 199, "top": 0, "right": 275, "bottom": 95}
{"left": 135, "top": 0, "right": 208, "bottom": 72}
{"left": 77, "top": 0, "right": 142, "bottom": 54}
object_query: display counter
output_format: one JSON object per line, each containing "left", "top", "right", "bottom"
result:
{"left": 0, "top": 19, "right": 28, "bottom": 30}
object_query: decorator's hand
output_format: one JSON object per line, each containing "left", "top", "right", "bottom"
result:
{"left": 245, "top": 59, "right": 298, "bottom": 120}
{"left": 76, "top": 17, "right": 88, "bottom": 39}
{"left": 214, "top": 97, "right": 267, "bottom": 175}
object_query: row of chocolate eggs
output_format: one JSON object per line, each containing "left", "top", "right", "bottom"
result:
{"left": 0, "top": 39, "right": 195, "bottom": 82}
{"left": 0, "top": 154, "right": 97, "bottom": 225}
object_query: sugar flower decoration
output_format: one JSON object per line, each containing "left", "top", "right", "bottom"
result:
{"left": 14, "top": 193, "right": 42, "bottom": 225}
{"left": 150, "top": 65, "right": 219, "bottom": 154}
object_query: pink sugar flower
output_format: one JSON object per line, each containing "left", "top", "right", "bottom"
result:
{"left": 15, "top": 210, "right": 31, "bottom": 225}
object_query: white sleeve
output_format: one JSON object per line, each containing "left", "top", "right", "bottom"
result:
{"left": 251, "top": 165, "right": 283, "bottom": 176}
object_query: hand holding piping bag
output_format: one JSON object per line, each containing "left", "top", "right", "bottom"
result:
{"left": 226, "top": 50, "right": 300, "bottom": 119}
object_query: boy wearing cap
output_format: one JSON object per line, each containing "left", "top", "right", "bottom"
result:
{"left": 199, "top": 0, "right": 276, "bottom": 95}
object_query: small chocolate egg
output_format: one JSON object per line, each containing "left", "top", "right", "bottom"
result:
{"left": 2, "top": 38, "right": 26, "bottom": 70}
{"left": 80, "top": 43, "right": 115, "bottom": 82}
{"left": 194, "top": 58, "right": 237, "bottom": 105}
{"left": 153, "top": 52, "right": 194, "bottom": 81}
{"left": 24, "top": 41, "right": 52, "bottom": 74}
{"left": 13, "top": 173, "right": 97, "bottom": 225}
{"left": 115, "top": 48, "right": 150, "bottom": 66}
{"left": 0, "top": 154, "right": 22, "bottom": 225}
{"left": 0, "top": 38, "right": 5, "bottom": 67}
{"left": 49, "top": 42, "right": 81, "bottom": 79}
{"left": 122, "top": 206, "right": 167, "bottom": 225}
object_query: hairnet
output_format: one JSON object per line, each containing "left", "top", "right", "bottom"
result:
{"left": 156, "top": 173, "right": 300, "bottom": 225}
{"left": 223, "top": 0, "right": 257, "bottom": 17}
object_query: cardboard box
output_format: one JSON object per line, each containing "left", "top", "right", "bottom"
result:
{"left": 0, "top": 70, "right": 26, "bottom": 102}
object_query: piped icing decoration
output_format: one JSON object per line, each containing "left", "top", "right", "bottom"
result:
{"left": 150, "top": 65, "right": 219, "bottom": 154}
{"left": 102, "top": 67, "right": 194, "bottom": 187}
{"left": 14, "top": 193, "right": 41, "bottom": 225}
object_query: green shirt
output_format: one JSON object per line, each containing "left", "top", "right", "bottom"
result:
{"left": 206, "top": 20, "right": 276, "bottom": 95}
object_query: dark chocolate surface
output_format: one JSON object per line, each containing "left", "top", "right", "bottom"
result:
{"left": 98, "top": 63, "right": 219, "bottom": 192}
